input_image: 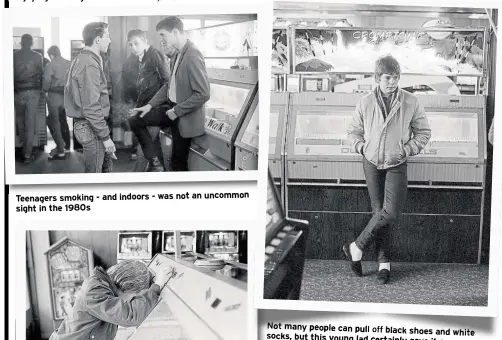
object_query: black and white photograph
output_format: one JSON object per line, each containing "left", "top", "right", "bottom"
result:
{"left": 262, "top": 1, "right": 498, "bottom": 315}
{"left": 5, "top": 8, "right": 259, "bottom": 182}
{"left": 23, "top": 229, "right": 249, "bottom": 340}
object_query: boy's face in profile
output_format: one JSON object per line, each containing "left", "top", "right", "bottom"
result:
{"left": 377, "top": 73, "right": 400, "bottom": 95}
{"left": 128, "top": 36, "right": 149, "bottom": 56}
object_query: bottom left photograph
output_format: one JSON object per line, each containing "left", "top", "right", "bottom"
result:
{"left": 24, "top": 229, "right": 249, "bottom": 340}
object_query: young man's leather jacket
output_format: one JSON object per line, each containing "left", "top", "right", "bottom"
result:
{"left": 135, "top": 46, "right": 170, "bottom": 107}
{"left": 14, "top": 47, "right": 44, "bottom": 92}
{"left": 348, "top": 88, "right": 431, "bottom": 169}
{"left": 49, "top": 267, "right": 161, "bottom": 340}
{"left": 64, "top": 48, "right": 111, "bottom": 141}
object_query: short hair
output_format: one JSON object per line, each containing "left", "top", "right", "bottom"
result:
{"left": 156, "top": 16, "right": 184, "bottom": 33}
{"left": 375, "top": 54, "right": 401, "bottom": 80}
{"left": 107, "top": 260, "right": 152, "bottom": 293}
{"left": 82, "top": 22, "right": 108, "bottom": 47}
{"left": 47, "top": 45, "right": 61, "bottom": 58}
{"left": 127, "top": 29, "right": 148, "bottom": 42}
{"left": 21, "top": 34, "right": 33, "bottom": 48}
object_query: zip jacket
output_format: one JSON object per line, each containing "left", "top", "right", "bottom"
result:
{"left": 64, "top": 48, "right": 111, "bottom": 141}
{"left": 348, "top": 88, "right": 431, "bottom": 169}
{"left": 49, "top": 267, "right": 161, "bottom": 340}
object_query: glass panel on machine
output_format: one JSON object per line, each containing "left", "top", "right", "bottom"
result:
{"left": 205, "top": 83, "right": 250, "bottom": 137}
{"left": 268, "top": 109, "right": 280, "bottom": 154}
{"left": 266, "top": 178, "right": 283, "bottom": 234}
{"left": 293, "top": 110, "right": 355, "bottom": 156}
{"left": 294, "top": 28, "right": 484, "bottom": 76}
{"left": 417, "top": 111, "right": 479, "bottom": 158}
{"left": 240, "top": 103, "right": 259, "bottom": 148}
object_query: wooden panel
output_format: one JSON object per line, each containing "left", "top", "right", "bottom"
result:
{"left": 288, "top": 186, "right": 370, "bottom": 212}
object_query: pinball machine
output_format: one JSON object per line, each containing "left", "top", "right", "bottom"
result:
{"left": 13, "top": 36, "right": 47, "bottom": 150}
{"left": 44, "top": 237, "right": 94, "bottom": 330}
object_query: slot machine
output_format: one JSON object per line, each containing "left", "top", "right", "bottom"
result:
{"left": 44, "top": 237, "right": 94, "bottom": 330}
{"left": 13, "top": 36, "right": 47, "bottom": 149}
{"left": 162, "top": 231, "right": 198, "bottom": 262}
{"left": 116, "top": 231, "right": 153, "bottom": 264}
{"left": 264, "top": 168, "right": 309, "bottom": 300}
{"left": 203, "top": 230, "right": 243, "bottom": 263}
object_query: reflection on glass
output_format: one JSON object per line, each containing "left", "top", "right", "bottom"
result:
{"left": 205, "top": 84, "right": 250, "bottom": 136}
{"left": 294, "top": 28, "right": 484, "bottom": 75}
{"left": 272, "top": 29, "right": 288, "bottom": 74}
{"left": 205, "top": 58, "right": 254, "bottom": 70}
{"left": 240, "top": 104, "right": 259, "bottom": 148}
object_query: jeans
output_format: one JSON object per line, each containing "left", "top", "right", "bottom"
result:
{"left": 47, "top": 93, "right": 65, "bottom": 153}
{"left": 73, "top": 119, "right": 113, "bottom": 173}
{"left": 15, "top": 90, "right": 41, "bottom": 158}
{"left": 129, "top": 105, "right": 192, "bottom": 171}
{"left": 134, "top": 126, "right": 166, "bottom": 172}
{"left": 355, "top": 158, "right": 408, "bottom": 263}
{"left": 59, "top": 109, "right": 71, "bottom": 149}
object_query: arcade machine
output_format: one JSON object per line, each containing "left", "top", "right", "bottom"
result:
{"left": 283, "top": 23, "right": 488, "bottom": 263}
{"left": 116, "top": 231, "right": 153, "bottom": 264}
{"left": 44, "top": 237, "right": 94, "bottom": 330}
{"left": 264, "top": 168, "right": 309, "bottom": 300}
{"left": 159, "top": 19, "right": 259, "bottom": 171}
{"left": 203, "top": 230, "right": 242, "bottom": 262}
{"left": 270, "top": 27, "right": 292, "bottom": 201}
{"left": 13, "top": 36, "right": 47, "bottom": 150}
{"left": 115, "top": 244, "right": 248, "bottom": 340}
{"left": 162, "top": 230, "right": 198, "bottom": 262}
{"left": 234, "top": 91, "right": 259, "bottom": 171}
{"left": 70, "top": 40, "right": 85, "bottom": 152}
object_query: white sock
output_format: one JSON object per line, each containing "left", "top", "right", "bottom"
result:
{"left": 350, "top": 242, "right": 363, "bottom": 261}
{"left": 379, "top": 263, "right": 390, "bottom": 271}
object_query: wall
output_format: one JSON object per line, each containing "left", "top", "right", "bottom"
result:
{"left": 49, "top": 231, "right": 119, "bottom": 269}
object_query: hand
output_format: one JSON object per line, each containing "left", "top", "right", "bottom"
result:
{"left": 103, "top": 138, "right": 116, "bottom": 154}
{"left": 130, "top": 104, "right": 152, "bottom": 118}
{"left": 166, "top": 109, "right": 177, "bottom": 121}
{"left": 154, "top": 265, "right": 173, "bottom": 288}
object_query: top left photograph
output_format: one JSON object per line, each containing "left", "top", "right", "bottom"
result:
{"left": 4, "top": 10, "right": 260, "bottom": 183}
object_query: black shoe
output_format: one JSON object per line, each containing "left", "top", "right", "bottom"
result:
{"left": 377, "top": 269, "right": 390, "bottom": 284}
{"left": 342, "top": 243, "right": 363, "bottom": 277}
{"left": 146, "top": 157, "right": 164, "bottom": 172}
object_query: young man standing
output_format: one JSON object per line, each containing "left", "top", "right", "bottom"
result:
{"left": 43, "top": 45, "right": 70, "bottom": 160}
{"left": 130, "top": 16, "right": 210, "bottom": 172}
{"left": 64, "top": 22, "right": 116, "bottom": 173}
{"left": 14, "top": 34, "right": 44, "bottom": 163}
{"left": 346, "top": 55, "right": 431, "bottom": 284}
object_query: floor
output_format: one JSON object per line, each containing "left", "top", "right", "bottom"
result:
{"left": 300, "top": 260, "right": 489, "bottom": 306}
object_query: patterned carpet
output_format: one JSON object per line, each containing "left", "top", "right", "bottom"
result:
{"left": 300, "top": 260, "right": 489, "bottom": 306}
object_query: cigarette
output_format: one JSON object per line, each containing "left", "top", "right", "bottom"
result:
{"left": 111, "top": 152, "right": 117, "bottom": 160}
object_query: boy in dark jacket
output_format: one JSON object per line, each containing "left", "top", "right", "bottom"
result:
{"left": 49, "top": 260, "right": 172, "bottom": 340}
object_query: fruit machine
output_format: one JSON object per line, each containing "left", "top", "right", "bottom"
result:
{"left": 264, "top": 167, "right": 309, "bottom": 300}
{"left": 44, "top": 237, "right": 94, "bottom": 331}
{"left": 285, "top": 24, "right": 488, "bottom": 264}
{"left": 116, "top": 231, "right": 153, "bottom": 264}
{"left": 186, "top": 68, "right": 258, "bottom": 171}
{"left": 13, "top": 36, "right": 47, "bottom": 149}
{"left": 234, "top": 90, "right": 259, "bottom": 170}
{"left": 201, "top": 230, "right": 242, "bottom": 262}
{"left": 117, "top": 251, "right": 248, "bottom": 340}
{"left": 162, "top": 230, "right": 198, "bottom": 262}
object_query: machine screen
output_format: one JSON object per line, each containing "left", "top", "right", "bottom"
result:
{"left": 163, "top": 231, "right": 196, "bottom": 253}
{"left": 293, "top": 109, "right": 355, "bottom": 156}
{"left": 118, "top": 233, "right": 152, "bottom": 259}
{"left": 268, "top": 109, "right": 280, "bottom": 155}
{"left": 205, "top": 83, "right": 251, "bottom": 137}
{"left": 240, "top": 102, "right": 259, "bottom": 148}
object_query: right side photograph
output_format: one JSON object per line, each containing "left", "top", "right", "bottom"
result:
{"left": 263, "top": 1, "right": 498, "bottom": 312}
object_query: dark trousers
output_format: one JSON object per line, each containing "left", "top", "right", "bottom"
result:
{"left": 355, "top": 158, "right": 408, "bottom": 263}
{"left": 59, "top": 108, "right": 71, "bottom": 149}
{"left": 129, "top": 106, "right": 192, "bottom": 171}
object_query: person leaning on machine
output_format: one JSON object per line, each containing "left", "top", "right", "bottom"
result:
{"left": 64, "top": 22, "right": 116, "bottom": 173}
{"left": 130, "top": 16, "right": 210, "bottom": 172}
{"left": 346, "top": 54, "right": 431, "bottom": 284}
{"left": 49, "top": 260, "right": 172, "bottom": 340}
